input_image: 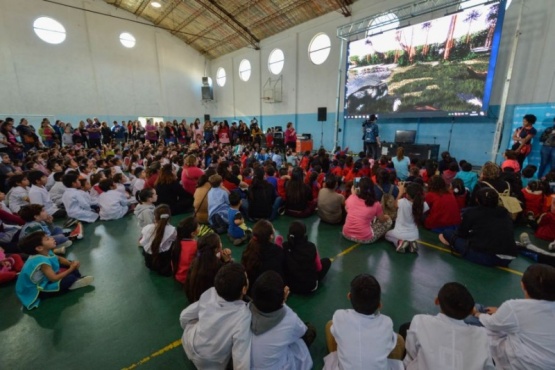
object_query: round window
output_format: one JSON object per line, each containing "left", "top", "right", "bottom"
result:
{"left": 33, "top": 17, "right": 66, "bottom": 44}
{"left": 308, "top": 33, "right": 331, "bottom": 65}
{"left": 268, "top": 49, "right": 284, "bottom": 75}
{"left": 216, "top": 67, "right": 226, "bottom": 87}
{"left": 239, "top": 59, "right": 251, "bottom": 82}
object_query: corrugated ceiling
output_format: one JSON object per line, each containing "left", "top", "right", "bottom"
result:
{"left": 104, "top": 0, "right": 355, "bottom": 58}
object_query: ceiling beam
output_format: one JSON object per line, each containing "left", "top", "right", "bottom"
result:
{"left": 153, "top": 0, "right": 182, "bottom": 25}
{"left": 203, "top": 0, "right": 311, "bottom": 54}
{"left": 188, "top": 0, "right": 259, "bottom": 50}
{"left": 114, "top": 0, "right": 124, "bottom": 7}
{"left": 133, "top": 0, "right": 150, "bottom": 16}
{"left": 170, "top": 6, "right": 207, "bottom": 38}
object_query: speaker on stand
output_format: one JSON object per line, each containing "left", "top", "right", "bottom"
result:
{"left": 318, "top": 107, "right": 327, "bottom": 149}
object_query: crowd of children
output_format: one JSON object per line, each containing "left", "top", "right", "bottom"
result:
{"left": 1, "top": 115, "right": 555, "bottom": 369}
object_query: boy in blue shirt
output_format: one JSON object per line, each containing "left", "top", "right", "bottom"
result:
{"left": 228, "top": 192, "right": 251, "bottom": 246}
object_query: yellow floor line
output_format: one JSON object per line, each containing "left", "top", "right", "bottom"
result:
{"left": 330, "top": 243, "right": 360, "bottom": 262}
{"left": 121, "top": 339, "right": 181, "bottom": 370}
{"left": 417, "top": 240, "right": 524, "bottom": 277}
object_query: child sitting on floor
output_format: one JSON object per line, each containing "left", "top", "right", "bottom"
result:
{"left": 98, "top": 179, "right": 129, "bottom": 221}
{"left": 283, "top": 220, "right": 330, "bottom": 294}
{"left": 180, "top": 262, "right": 251, "bottom": 369}
{"left": 171, "top": 216, "right": 199, "bottom": 285}
{"left": 473, "top": 264, "right": 555, "bottom": 370}
{"left": 19, "top": 204, "right": 72, "bottom": 254}
{"left": 134, "top": 188, "right": 157, "bottom": 229}
{"left": 15, "top": 231, "right": 93, "bottom": 310}
{"left": 7, "top": 174, "right": 30, "bottom": 214}
{"left": 227, "top": 192, "right": 251, "bottom": 246}
{"left": 385, "top": 182, "right": 428, "bottom": 254}
{"left": 403, "top": 282, "right": 494, "bottom": 370}
{"left": 250, "top": 271, "right": 313, "bottom": 370}
{"left": 140, "top": 204, "right": 176, "bottom": 276}
{"left": 61, "top": 172, "right": 99, "bottom": 223}
{"left": 0, "top": 246, "right": 23, "bottom": 284}
{"left": 323, "top": 274, "right": 404, "bottom": 370}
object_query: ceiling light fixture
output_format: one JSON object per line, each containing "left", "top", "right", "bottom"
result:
{"left": 151, "top": 2, "right": 162, "bottom": 8}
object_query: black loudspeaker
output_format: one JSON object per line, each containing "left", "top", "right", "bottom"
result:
{"left": 318, "top": 107, "right": 327, "bottom": 121}
{"left": 201, "top": 86, "right": 213, "bottom": 100}
{"left": 274, "top": 126, "right": 283, "bottom": 132}
{"left": 273, "top": 132, "right": 283, "bottom": 139}
{"left": 204, "top": 114, "right": 210, "bottom": 122}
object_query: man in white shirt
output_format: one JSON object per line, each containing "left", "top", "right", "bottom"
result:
{"left": 61, "top": 172, "right": 98, "bottom": 223}
{"left": 249, "top": 271, "right": 313, "bottom": 370}
{"left": 28, "top": 170, "right": 66, "bottom": 219}
{"left": 475, "top": 264, "right": 555, "bottom": 370}
{"left": 403, "top": 282, "right": 494, "bottom": 370}
{"left": 180, "top": 263, "right": 251, "bottom": 370}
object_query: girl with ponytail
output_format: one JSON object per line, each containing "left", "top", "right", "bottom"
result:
{"left": 140, "top": 204, "right": 176, "bottom": 276}
{"left": 134, "top": 188, "right": 157, "bottom": 229}
{"left": 385, "top": 182, "right": 428, "bottom": 253}
{"left": 241, "top": 219, "right": 284, "bottom": 293}
{"left": 283, "top": 221, "right": 331, "bottom": 294}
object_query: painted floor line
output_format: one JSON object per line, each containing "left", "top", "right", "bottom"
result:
{"left": 121, "top": 339, "right": 181, "bottom": 370}
{"left": 417, "top": 240, "right": 524, "bottom": 277}
{"left": 330, "top": 243, "right": 360, "bottom": 262}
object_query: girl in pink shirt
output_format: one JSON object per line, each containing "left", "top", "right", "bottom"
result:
{"left": 342, "top": 177, "right": 392, "bottom": 243}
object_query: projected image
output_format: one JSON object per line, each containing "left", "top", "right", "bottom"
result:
{"left": 345, "top": 2, "right": 502, "bottom": 118}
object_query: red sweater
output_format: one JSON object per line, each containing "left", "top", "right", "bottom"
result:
{"left": 535, "top": 212, "right": 555, "bottom": 241}
{"left": 173, "top": 239, "right": 197, "bottom": 284}
{"left": 521, "top": 189, "right": 544, "bottom": 218}
{"left": 424, "top": 192, "right": 462, "bottom": 229}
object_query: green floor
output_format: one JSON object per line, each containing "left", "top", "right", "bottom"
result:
{"left": 0, "top": 212, "right": 544, "bottom": 370}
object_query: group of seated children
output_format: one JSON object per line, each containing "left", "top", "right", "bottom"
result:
{"left": 179, "top": 262, "right": 555, "bottom": 370}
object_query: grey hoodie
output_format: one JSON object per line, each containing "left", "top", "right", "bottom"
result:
{"left": 249, "top": 303, "right": 286, "bottom": 336}
{"left": 134, "top": 203, "right": 155, "bottom": 229}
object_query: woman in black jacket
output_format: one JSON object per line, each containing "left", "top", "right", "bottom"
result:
{"left": 439, "top": 187, "right": 517, "bottom": 267}
{"left": 284, "top": 167, "right": 316, "bottom": 217}
{"left": 154, "top": 164, "right": 193, "bottom": 215}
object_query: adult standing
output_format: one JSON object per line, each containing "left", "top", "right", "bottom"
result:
{"left": 511, "top": 114, "right": 537, "bottom": 167}
{"left": 203, "top": 120, "right": 214, "bottom": 145}
{"left": 17, "top": 118, "right": 39, "bottom": 151}
{"left": 101, "top": 122, "right": 112, "bottom": 145}
{"left": 362, "top": 114, "right": 381, "bottom": 160}
{"left": 284, "top": 122, "right": 297, "bottom": 151}
{"left": 38, "top": 119, "right": 55, "bottom": 148}
{"left": 539, "top": 118, "right": 555, "bottom": 178}
{"left": 1, "top": 119, "right": 23, "bottom": 159}
{"left": 392, "top": 147, "right": 410, "bottom": 180}
{"left": 145, "top": 120, "right": 158, "bottom": 145}
{"left": 112, "top": 121, "right": 126, "bottom": 146}
{"left": 86, "top": 118, "right": 102, "bottom": 148}
{"left": 164, "top": 121, "right": 176, "bottom": 145}
{"left": 218, "top": 121, "right": 230, "bottom": 145}
{"left": 78, "top": 121, "right": 89, "bottom": 147}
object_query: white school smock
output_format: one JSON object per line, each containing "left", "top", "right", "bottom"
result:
{"left": 478, "top": 299, "right": 555, "bottom": 370}
{"left": 8, "top": 186, "right": 29, "bottom": 213}
{"left": 140, "top": 224, "right": 176, "bottom": 254}
{"left": 386, "top": 198, "right": 429, "bottom": 242}
{"left": 403, "top": 313, "right": 494, "bottom": 370}
{"left": 98, "top": 190, "right": 128, "bottom": 221}
{"left": 48, "top": 182, "right": 66, "bottom": 207}
{"left": 323, "top": 309, "right": 397, "bottom": 370}
{"left": 29, "top": 185, "right": 59, "bottom": 216}
{"left": 180, "top": 287, "right": 251, "bottom": 370}
{"left": 62, "top": 188, "right": 98, "bottom": 223}
{"left": 250, "top": 305, "right": 312, "bottom": 370}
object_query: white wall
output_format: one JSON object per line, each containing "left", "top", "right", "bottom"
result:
{"left": 209, "top": 0, "right": 555, "bottom": 164}
{"left": 0, "top": 0, "right": 207, "bottom": 121}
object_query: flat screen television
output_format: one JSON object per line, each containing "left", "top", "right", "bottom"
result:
{"left": 394, "top": 130, "right": 416, "bottom": 144}
{"left": 344, "top": 1, "right": 506, "bottom": 118}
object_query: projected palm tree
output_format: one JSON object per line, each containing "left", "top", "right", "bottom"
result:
{"left": 464, "top": 9, "right": 482, "bottom": 44}
{"left": 444, "top": 15, "right": 458, "bottom": 60}
{"left": 485, "top": 4, "right": 499, "bottom": 48}
{"left": 421, "top": 22, "right": 432, "bottom": 56}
